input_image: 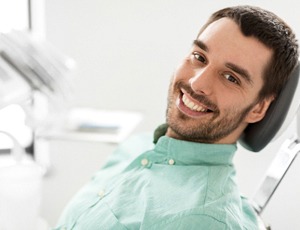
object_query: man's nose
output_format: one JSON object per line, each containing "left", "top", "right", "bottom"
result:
{"left": 188, "top": 67, "right": 214, "bottom": 95}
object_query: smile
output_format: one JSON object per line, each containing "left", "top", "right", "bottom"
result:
{"left": 175, "top": 89, "right": 215, "bottom": 118}
{"left": 182, "top": 94, "right": 209, "bottom": 112}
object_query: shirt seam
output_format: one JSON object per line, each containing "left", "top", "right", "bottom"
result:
{"left": 203, "top": 166, "right": 210, "bottom": 207}
{"left": 145, "top": 212, "right": 227, "bottom": 229}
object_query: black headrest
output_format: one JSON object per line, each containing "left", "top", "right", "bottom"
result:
{"left": 239, "top": 63, "right": 300, "bottom": 152}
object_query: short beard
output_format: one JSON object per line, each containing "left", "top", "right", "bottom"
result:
{"left": 166, "top": 81, "right": 255, "bottom": 143}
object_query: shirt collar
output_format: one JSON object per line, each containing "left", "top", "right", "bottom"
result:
{"left": 154, "top": 136, "right": 237, "bottom": 166}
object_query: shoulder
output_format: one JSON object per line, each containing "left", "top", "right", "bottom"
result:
{"left": 101, "top": 133, "right": 154, "bottom": 169}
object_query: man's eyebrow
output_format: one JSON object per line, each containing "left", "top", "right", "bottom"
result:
{"left": 193, "top": 40, "right": 209, "bottom": 52}
{"left": 225, "top": 63, "right": 253, "bottom": 85}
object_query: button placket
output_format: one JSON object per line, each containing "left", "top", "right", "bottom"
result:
{"left": 168, "top": 159, "right": 175, "bottom": 165}
{"left": 97, "top": 189, "right": 105, "bottom": 199}
{"left": 141, "top": 158, "right": 149, "bottom": 166}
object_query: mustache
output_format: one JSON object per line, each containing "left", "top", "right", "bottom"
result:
{"left": 176, "top": 81, "right": 219, "bottom": 112}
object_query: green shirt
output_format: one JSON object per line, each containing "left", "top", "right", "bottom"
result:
{"left": 55, "top": 134, "right": 258, "bottom": 230}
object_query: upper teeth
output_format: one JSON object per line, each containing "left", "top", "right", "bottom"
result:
{"left": 182, "top": 94, "right": 208, "bottom": 112}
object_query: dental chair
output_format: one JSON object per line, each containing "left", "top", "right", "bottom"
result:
{"left": 239, "top": 63, "right": 300, "bottom": 230}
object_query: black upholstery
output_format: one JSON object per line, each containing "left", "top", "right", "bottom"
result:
{"left": 239, "top": 64, "right": 300, "bottom": 152}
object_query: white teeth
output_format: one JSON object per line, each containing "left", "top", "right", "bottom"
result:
{"left": 182, "top": 94, "right": 208, "bottom": 112}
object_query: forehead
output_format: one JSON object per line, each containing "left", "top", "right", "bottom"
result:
{"left": 197, "top": 18, "right": 273, "bottom": 85}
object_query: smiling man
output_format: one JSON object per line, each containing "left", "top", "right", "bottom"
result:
{"left": 166, "top": 17, "right": 274, "bottom": 144}
{"left": 55, "top": 5, "right": 299, "bottom": 230}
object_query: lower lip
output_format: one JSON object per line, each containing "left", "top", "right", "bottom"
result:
{"left": 176, "top": 94, "right": 211, "bottom": 118}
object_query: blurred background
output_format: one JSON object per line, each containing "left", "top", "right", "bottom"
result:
{"left": 0, "top": 0, "right": 299, "bottom": 229}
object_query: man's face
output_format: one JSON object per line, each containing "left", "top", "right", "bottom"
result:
{"left": 166, "top": 18, "right": 273, "bottom": 144}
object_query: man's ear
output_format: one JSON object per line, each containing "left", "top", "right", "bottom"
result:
{"left": 245, "top": 96, "right": 275, "bottom": 124}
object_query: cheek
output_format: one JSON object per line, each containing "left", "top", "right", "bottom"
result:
{"left": 218, "top": 94, "right": 254, "bottom": 117}
{"left": 216, "top": 93, "right": 242, "bottom": 113}
{"left": 216, "top": 82, "right": 254, "bottom": 106}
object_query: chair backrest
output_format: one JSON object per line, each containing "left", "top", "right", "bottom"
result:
{"left": 239, "top": 63, "right": 300, "bottom": 152}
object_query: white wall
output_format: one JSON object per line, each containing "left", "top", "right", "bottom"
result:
{"left": 44, "top": 1, "right": 300, "bottom": 229}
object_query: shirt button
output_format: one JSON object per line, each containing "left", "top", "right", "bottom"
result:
{"left": 168, "top": 159, "right": 175, "bottom": 165}
{"left": 141, "top": 158, "right": 149, "bottom": 166}
{"left": 98, "top": 190, "right": 105, "bottom": 198}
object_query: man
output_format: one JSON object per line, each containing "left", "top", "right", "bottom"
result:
{"left": 55, "top": 5, "right": 299, "bottom": 230}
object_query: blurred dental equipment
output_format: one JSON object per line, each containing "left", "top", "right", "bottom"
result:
{"left": 0, "top": 29, "right": 75, "bottom": 159}
{"left": 0, "top": 30, "right": 75, "bottom": 229}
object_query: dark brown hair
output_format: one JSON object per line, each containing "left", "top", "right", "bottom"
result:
{"left": 198, "top": 5, "right": 299, "bottom": 101}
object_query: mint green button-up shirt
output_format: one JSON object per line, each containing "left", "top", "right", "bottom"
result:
{"left": 55, "top": 134, "right": 258, "bottom": 230}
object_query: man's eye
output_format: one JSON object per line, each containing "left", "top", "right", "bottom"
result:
{"left": 192, "top": 52, "right": 206, "bottom": 63}
{"left": 224, "top": 73, "right": 239, "bottom": 84}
